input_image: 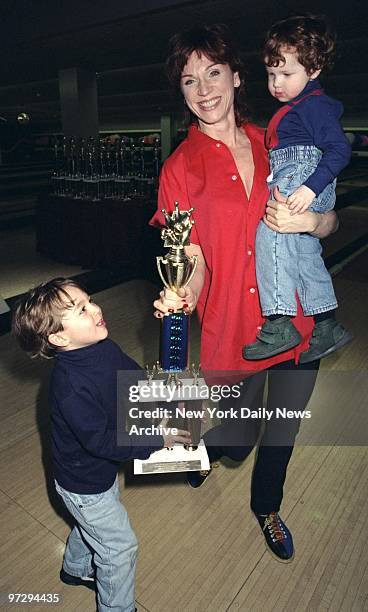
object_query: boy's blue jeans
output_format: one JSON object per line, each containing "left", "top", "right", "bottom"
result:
{"left": 256, "top": 145, "right": 338, "bottom": 316}
{"left": 55, "top": 476, "right": 137, "bottom": 612}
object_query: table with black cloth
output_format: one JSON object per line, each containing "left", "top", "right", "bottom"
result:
{"left": 36, "top": 194, "right": 163, "bottom": 279}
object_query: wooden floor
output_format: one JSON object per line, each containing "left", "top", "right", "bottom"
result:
{"left": 0, "top": 223, "right": 86, "bottom": 299}
{"left": 0, "top": 211, "right": 368, "bottom": 611}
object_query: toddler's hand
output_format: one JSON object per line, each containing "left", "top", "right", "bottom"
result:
{"left": 287, "top": 185, "right": 316, "bottom": 215}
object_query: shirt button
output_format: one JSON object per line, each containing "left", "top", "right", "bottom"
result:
{"left": 216, "top": 142, "right": 221, "bottom": 148}
{"left": 247, "top": 249, "right": 252, "bottom": 256}
{"left": 249, "top": 287, "right": 256, "bottom": 294}
{"left": 231, "top": 174, "right": 238, "bottom": 181}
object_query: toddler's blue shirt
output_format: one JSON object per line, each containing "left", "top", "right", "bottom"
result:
{"left": 271, "top": 79, "right": 351, "bottom": 195}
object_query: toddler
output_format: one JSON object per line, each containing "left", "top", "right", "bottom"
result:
{"left": 244, "top": 14, "right": 352, "bottom": 362}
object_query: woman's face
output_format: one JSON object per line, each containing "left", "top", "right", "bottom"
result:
{"left": 180, "top": 51, "right": 240, "bottom": 128}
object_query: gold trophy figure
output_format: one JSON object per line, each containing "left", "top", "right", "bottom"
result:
{"left": 157, "top": 203, "right": 198, "bottom": 294}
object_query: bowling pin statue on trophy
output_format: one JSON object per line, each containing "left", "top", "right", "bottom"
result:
{"left": 133, "top": 202, "right": 210, "bottom": 474}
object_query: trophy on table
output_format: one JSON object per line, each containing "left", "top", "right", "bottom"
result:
{"left": 133, "top": 202, "right": 210, "bottom": 474}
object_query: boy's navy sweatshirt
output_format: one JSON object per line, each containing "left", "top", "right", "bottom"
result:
{"left": 50, "top": 338, "right": 163, "bottom": 493}
{"left": 271, "top": 79, "right": 351, "bottom": 196}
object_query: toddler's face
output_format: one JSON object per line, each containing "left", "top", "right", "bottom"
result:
{"left": 265, "top": 47, "right": 320, "bottom": 102}
{"left": 58, "top": 285, "right": 108, "bottom": 351}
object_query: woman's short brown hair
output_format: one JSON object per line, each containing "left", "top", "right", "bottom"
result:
{"left": 263, "top": 14, "right": 336, "bottom": 76}
{"left": 12, "top": 277, "right": 83, "bottom": 359}
{"left": 166, "top": 23, "right": 249, "bottom": 127}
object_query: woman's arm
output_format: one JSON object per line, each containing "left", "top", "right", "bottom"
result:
{"left": 153, "top": 243, "right": 206, "bottom": 317}
{"left": 263, "top": 187, "right": 339, "bottom": 238}
{"left": 309, "top": 210, "right": 339, "bottom": 238}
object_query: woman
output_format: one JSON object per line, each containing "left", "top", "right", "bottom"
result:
{"left": 150, "top": 24, "right": 338, "bottom": 563}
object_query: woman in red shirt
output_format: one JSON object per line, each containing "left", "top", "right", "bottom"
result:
{"left": 151, "top": 24, "right": 338, "bottom": 563}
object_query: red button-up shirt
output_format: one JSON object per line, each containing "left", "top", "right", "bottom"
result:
{"left": 150, "top": 123, "right": 313, "bottom": 375}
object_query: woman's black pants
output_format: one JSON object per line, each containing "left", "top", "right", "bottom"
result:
{"left": 203, "top": 359, "right": 320, "bottom": 515}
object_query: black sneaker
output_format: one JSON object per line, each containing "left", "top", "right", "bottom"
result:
{"left": 187, "top": 468, "right": 212, "bottom": 488}
{"left": 255, "top": 512, "right": 294, "bottom": 563}
{"left": 60, "top": 568, "right": 96, "bottom": 591}
{"left": 299, "top": 319, "right": 353, "bottom": 363}
{"left": 243, "top": 317, "right": 301, "bottom": 360}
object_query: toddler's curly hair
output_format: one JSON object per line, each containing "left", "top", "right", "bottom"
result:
{"left": 263, "top": 14, "right": 336, "bottom": 76}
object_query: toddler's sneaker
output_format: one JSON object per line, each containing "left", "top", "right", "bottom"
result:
{"left": 243, "top": 316, "right": 301, "bottom": 360}
{"left": 299, "top": 319, "right": 352, "bottom": 363}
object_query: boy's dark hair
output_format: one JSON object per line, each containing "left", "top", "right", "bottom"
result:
{"left": 263, "top": 14, "right": 336, "bottom": 75}
{"left": 12, "top": 277, "right": 83, "bottom": 359}
{"left": 166, "top": 23, "right": 249, "bottom": 127}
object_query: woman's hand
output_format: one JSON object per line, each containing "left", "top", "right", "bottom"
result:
{"left": 263, "top": 186, "right": 339, "bottom": 238}
{"left": 153, "top": 286, "right": 198, "bottom": 319}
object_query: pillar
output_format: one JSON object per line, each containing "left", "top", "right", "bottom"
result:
{"left": 160, "top": 114, "right": 177, "bottom": 161}
{"left": 59, "top": 68, "right": 99, "bottom": 138}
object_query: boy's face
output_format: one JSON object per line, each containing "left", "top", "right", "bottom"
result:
{"left": 265, "top": 47, "right": 321, "bottom": 102}
{"left": 49, "top": 285, "right": 108, "bottom": 351}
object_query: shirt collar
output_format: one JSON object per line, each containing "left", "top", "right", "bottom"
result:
{"left": 184, "top": 122, "right": 268, "bottom": 201}
{"left": 186, "top": 122, "right": 253, "bottom": 159}
{"left": 185, "top": 124, "right": 215, "bottom": 158}
{"left": 56, "top": 339, "right": 106, "bottom": 366}
{"left": 292, "top": 78, "right": 323, "bottom": 102}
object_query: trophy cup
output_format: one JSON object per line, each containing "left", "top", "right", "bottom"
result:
{"left": 133, "top": 202, "right": 210, "bottom": 475}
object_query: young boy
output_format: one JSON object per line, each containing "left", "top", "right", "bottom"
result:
{"left": 12, "top": 277, "right": 191, "bottom": 612}
{"left": 243, "top": 14, "right": 352, "bottom": 362}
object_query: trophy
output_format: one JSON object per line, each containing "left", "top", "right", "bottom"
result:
{"left": 133, "top": 203, "right": 210, "bottom": 475}
{"left": 157, "top": 203, "right": 197, "bottom": 375}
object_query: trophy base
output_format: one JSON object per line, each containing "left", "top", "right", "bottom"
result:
{"left": 134, "top": 439, "right": 209, "bottom": 475}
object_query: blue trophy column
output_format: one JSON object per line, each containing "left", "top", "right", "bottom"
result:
{"left": 160, "top": 312, "right": 189, "bottom": 371}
